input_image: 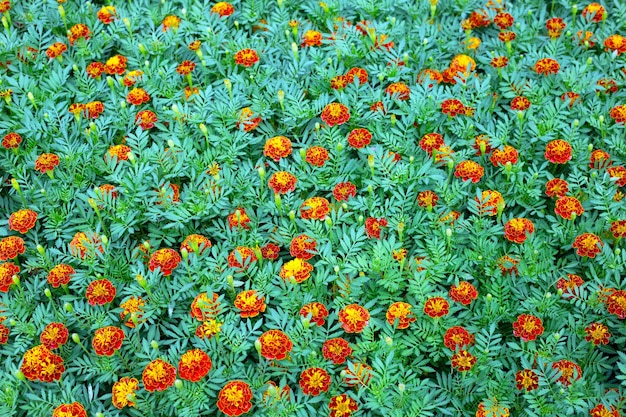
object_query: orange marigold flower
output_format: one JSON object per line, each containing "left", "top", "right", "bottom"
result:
{"left": 454, "top": 160, "right": 484, "bottom": 183}
{"left": 576, "top": 30, "right": 595, "bottom": 46}
{"left": 2, "top": 132, "right": 22, "bottom": 149}
{"left": 534, "top": 58, "right": 560, "bottom": 75}
{"left": 188, "top": 40, "right": 202, "bottom": 51}
{"left": 40, "top": 322, "right": 69, "bottom": 350}
{"left": 176, "top": 60, "right": 196, "bottom": 76}
{"left": 0, "top": 236, "right": 25, "bottom": 261}
{"left": 0, "top": 1, "right": 8, "bottom": 13}
{"left": 424, "top": 297, "right": 450, "bottom": 318}
{"left": 386, "top": 302, "right": 416, "bottom": 329}
{"left": 258, "top": 329, "right": 293, "bottom": 360}
{"left": 119, "top": 296, "right": 145, "bottom": 328}
{"left": 546, "top": 17, "right": 566, "bottom": 38}
{"left": 85, "top": 279, "right": 116, "bottom": 306}
{"left": 476, "top": 401, "right": 510, "bottom": 417}
{"left": 321, "top": 102, "right": 350, "bottom": 127}
{"left": 190, "top": 292, "right": 221, "bottom": 321}
{"left": 92, "top": 326, "right": 125, "bottom": 356}
{"left": 8, "top": 209, "right": 37, "bottom": 234}
{"left": 552, "top": 359, "right": 581, "bottom": 386}
{"left": 420, "top": 133, "right": 444, "bottom": 155}
{"left": 149, "top": 248, "right": 181, "bottom": 276}
{"left": 70, "top": 231, "right": 104, "bottom": 259}
{"left": 86, "top": 62, "right": 105, "bottom": 78}
{"left": 135, "top": 110, "right": 158, "bottom": 130}
{"left": 417, "top": 69, "right": 443, "bottom": 87}
{"left": 512, "top": 314, "right": 544, "bottom": 341}
{"left": 98, "top": 6, "right": 117, "bottom": 24}
{"left": 227, "top": 207, "right": 252, "bottom": 230}
{"left": 228, "top": 246, "right": 258, "bottom": 269}
{"left": 112, "top": 377, "right": 139, "bottom": 409}
{"left": 234, "top": 48, "right": 259, "bottom": 67}
{"left": 46, "top": 264, "right": 74, "bottom": 288}
{"left": 545, "top": 139, "right": 573, "bottom": 163}
{"left": 68, "top": 103, "right": 84, "bottom": 116}
{"left": 504, "top": 218, "right": 535, "bottom": 244}
{"left": 330, "top": 75, "right": 349, "bottom": 90}
{"left": 302, "top": 30, "right": 323, "bottom": 47}
{"left": 323, "top": 337, "right": 352, "bottom": 364}
{"left": 195, "top": 320, "right": 223, "bottom": 339}
{"left": 338, "top": 304, "right": 370, "bottom": 333}
{"left": 370, "top": 101, "right": 385, "bottom": 113}
{"left": 597, "top": 78, "right": 618, "bottom": 94}
{"left": 511, "top": 96, "right": 530, "bottom": 111}
{"left": 556, "top": 274, "right": 584, "bottom": 299}
{"left": 68, "top": 23, "right": 90, "bottom": 46}
{"left": 449, "top": 281, "right": 478, "bottom": 306}
{"left": 590, "top": 405, "right": 620, "bottom": 417}
{"left": 35, "top": 153, "right": 60, "bottom": 174}
{"left": 263, "top": 136, "right": 292, "bottom": 161}
{"left": 444, "top": 326, "right": 475, "bottom": 350}
{"left": 347, "top": 128, "right": 372, "bottom": 149}
{"left": 127, "top": 88, "right": 150, "bottom": 105}
{"left": 104, "top": 54, "right": 128, "bottom": 75}
{"left": 333, "top": 182, "right": 357, "bottom": 201}
{"left": 290, "top": 234, "right": 317, "bottom": 260}
{"left": 606, "top": 290, "right": 626, "bottom": 319}
{"left": 84, "top": 101, "right": 105, "bottom": 119}
{"left": 142, "top": 359, "right": 176, "bottom": 392}
{"left": 46, "top": 42, "right": 67, "bottom": 59}
{"left": 585, "top": 322, "right": 610, "bottom": 345}
{"left": 572, "top": 233, "right": 603, "bottom": 258}
{"left": 490, "top": 56, "right": 509, "bottom": 68}
{"left": 364, "top": 217, "right": 387, "bottom": 239}
{"left": 236, "top": 107, "right": 262, "bottom": 132}
{"left": 301, "top": 197, "right": 330, "bottom": 220}
{"left": 608, "top": 166, "right": 626, "bottom": 187}
{"left": 123, "top": 70, "right": 143, "bottom": 87}
{"left": 343, "top": 363, "right": 372, "bottom": 387}
{"left": 329, "top": 394, "right": 358, "bottom": 417}
{"left": 162, "top": 15, "right": 181, "bottom": 32}
{"left": 498, "top": 31, "right": 517, "bottom": 42}
{"left": 217, "top": 380, "right": 253, "bottom": 417}
{"left": 211, "top": 2, "right": 235, "bottom": 17}
{"left": 515, "top": 369, "right": 539, "bottom": 391}
{"left": 493, "top": 12, "right": 514, "bottom": 29}
{"left": 21, "top": 344, "right": 65, "bottom": 382}
{"left": 417, "top": 190, "right": 438, "bottom": 210}
{"left": 498, "top": 255, "right": 519, "bottom": 276}
{"left": 300, "top": 302, "right": 329, "bottom": 326}
{"left": 441, "top": 98, "right": 467, "bottom": 117}
{"left": 178, "top": 349, "right": 212, "bottom": 382}
{"left": 280, "top": 258, "right": 314, "bottom": 283}
{"left": 490, "top": 146, "right": 519, "bottom": 166}
{"left": 555, "top": 196, "right": 584, "bottom": 220}
{"left": 52, "top": 402, "right": 87, "bottom": 417}
{"left": 475, "top": 190, "right": 505, "bottom": 216}
{"left": 604, "top": 35, "right": 626, "bottom": 56}
{"left": 299, "top": 367, "right": 331, "bottom": 395}
{"left": 545, "top": 178, "right": 569, "bottom": 198}
{"left": 450, "top": 54, "right": 476, "bottom": 74}
{"left": 346, "top": 67, "right": 368, "bottom": 84}
{"left": 610, "top": 105, "right": 626, "bottom": 124}
{"left": 180, "top": 234, "right": 211, "bottom": 255}
{"left": 582, "top": 2, "right": 606, "bottom": 22}
{"left": 610, "top": 220, "right": 626, "bottom": 239}
{"left": 385, "top": 82, "right": 410, "bottom": 100}
{"left": 268, "top": 171, "right": 297, "bottom": 194}
{"left": 451, "top": 350, "right": 476, "bottom": 372}
{"left": 261, "top": 243, "right": 280, "bottom": 260}
{"left": 561, "top": 91, "right": 581, "bottom": 107}
{"left": 234, "top": 290, "right": 266, "bottom": 318}
{"left": 305, "top": 146, "right": 330, "bottom": 166}
{"left": 107, "top": 144, "right": 131, "bottom": 162}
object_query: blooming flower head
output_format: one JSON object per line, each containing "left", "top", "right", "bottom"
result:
{"left": 551, "top": 359, "right": 582, "bottom": 386}
{"left": 451, "top": 350, "right": 476, "bottom": 372}
{"left": 290, "top": 234, "right": 317, "bottom": 260}
{"left": 590, "top": 404, "right": 620, "bottom": 417}
{"left": 333, "top": 182, "right": 357, "bottom": 201}
{"left": 610, "top": 220, "right": 626, "bottom": 239}
{"left": 217, "top": 380, "right": 253, "bottom": 416}
{"left": 608, "top": 166, "right": 626, "bottom": 187}
{"left": 228, "top": 207, "right": 251, "bottom": 230}
{"left": 338, "top": 304, "right": 370, "bottom": 333}
{"left": 46, "top": 42, "right": 67, "bottom": 59}
{"left": 68, "top": 23, "right": 90, "bottom": 45}
{"left": 455, "top": 160, "right": 484, "bottom": 183}
{"left": 211, "top": 2, "right": 235, "bottom": 17}
{"left": 85, "top": 279, "right": 116, "bottom": 306}
{"left": 21, "top": 344, "right": 65, "bottom": 382}
{"left": 343, "top": 363, "right": 373, "bottom": 387}
{"left": 180, "top": 234, "right": 211, "bottom": 255}
{"left": 585, "top": 322, "right": 610, "bottom": 345}
{"left": 490, "top": 146, "right": 518, "bottom": 166}
{"left": 40, "top": 323, "right": 69, "bottom": 350}
{"left": 127, "top": 88, "right": 150, "bottom": 105}
{"left": 330, "top": 75, "right": 348, "bottom": 90}
{"left": 92, "top": 326, "right": 125, "bottom": 356}
{"left": 545, "top": 178, "right": 569, "bottom": 198}
{"left": 364, "top": 217, "right": 387, "bottom": 239}
{"left": 323, "top": 337, "right": 352, "bottom": 364}
{"left": 268, "top": 171, "right": 297, "bottom": 194}
{"left": 610, "top": 105, "right": 626, "bottom": 123}
{"left": 476, "top": 401, "right": 510, "bottom": 417}
{"left": 52, "top": 402, "right": 87, "bottom": 417}
{"left": 107, "top": 144, "right": 131, "bottom": 162}
{"left": 2, "top": 132, "right": 22, "bottom": 149}
{"left": 149, "top": 248, "right": 182, "bottom": 276}
{"left": 449, "top": 282, "right": 478, "bottom": 305}
{"left": 0, "top": 236, "right": 25, "bottom": 261}
{"left": 346, "top": 67, "right": 368, "bottom": 84}
{"left": 300, "top": 302, "right": 329, "bottom": 326}
{"left": 329, "top": 394, "right": 358, "bottom": 417}
{"left": 228, "top": 246, "right": 258, "bottom": 269}
{"left": 417, "top": 190, "right": 438, "bottom": 210}
{"left": 176, "top": 60, "right": 196, "bottom": 76}
{"left": 606, "top": 290, "right": 626, "bottom": 319}
{"left": 589, "top": 149, "right": 612, "bottom": 169}
{"left": 556, "top": 274, "right": 584, "bottom": 299}
{"left": 301, "top": 197, "right": 330, "bottom": 220}
{"left": 498, "top": 255, "right": 518, "bottom": 276}
{"left": 385, "top": 82, "right": 411, "bottom": 100}
{"left": 347, "top": 128, "right": 372, "bottom": 149}
{"left": 420, "top": 133, "right": 445, "bottom": 155}
{"left": 195, "top": 319, "right": 223, "bottom": 339}
{"left": 555, "top": 196, "right": 584, "bottom": 220}
{"left": 69, "top": 231, "right": 104, "bottom": 259}
{"left": 386, "top": 302, "right": 416, "bottom": 329}
{"left": 0, "top": 262, "right": 20, "bottom": 292}
{"left": 511, "top": 96, "right": 530, "bottom": 111}
{"left": 534, "top": 58, "right": 560, "bottom": 75}
{"left": 582, "top": 3, "right": 606, "bottom": 22}
{"left": 305, "top": 146, "right": 330, "bottom": 166}
{"left": 450, "top": 54, "right": 476, "bottom": 75}
{"left": 98, "top": 6, "right": 117, "bottom": 24}
{"left": 321, "top": 102, "right": 350, "bottom": 127}
{"left": 120, "top": 296, "right": 146, "bottom": 328}
{"left": 299, "top": 367, "right": 331, "bottom": 395}
{"left": 8, "top": 209, "right": 37, "bottom": 234}
{"left": 493, "top": 12, "right": 514, "bottom": 29}
{"left": 178, "top": 349, "right": 212, "bottom": 382}
{"left": 234, "top": 290, "right": 266, "bottom": 318}
{"left": 444, "top": 326, "right": 475, "bottom": 350}
{"left": 504, "top": 218, "right": 535, "bottom": 244}
{"left": 424, "top": 297, "right": 450, "bottom": 318}
{"left": 515, "top": 369, "right": 539, "bottom": 391}
{"left": 604, "top": 35, "right": 626, "bottom": 56}
{"left": 142, "top": 359, "right": 176, "bottom": 392}
{"left": 302, "top": 30, "right": 323, "bottom": 47}
{"left": 112, "top": 377, "right": 139, "bottom": 409}
{"left": 261, "top": 243, "right": 280, "bottom": 260}
{"left": 237, "top": 107, "right": 262, "bottom": 132}
{"left": 190, "top": 292, "right": 221, "bottom": 321}
{"left": 572, "top": 233, "right": 603, "bottom": 258}
{"left": 498, "top": 31, "right": 517, "bottom": 42}
{"left": 561, "top": 91, "right": 581, "bottom": 107}
{"left": 84, "top": 101, "right": 105, "bottom": 119}
{"left": 441, "top": 99, "right": 468, "bottom": 117}
{"left": 280, "top": 258, "right": 314, "bottom": 283}
{"left": 258, "top": 329, "right": 293, "bottom": 360}
{"left": 234, "top": 48, "right": 259, "bottom": 67}
{"left": 263, "top": 136, "right": 292, "bottom": 161}
{"left": 490, "top": 56, "right": 509, "bottom": 68}
{"left": 512, "top": 314, "right": 544, "bottom": 341}
{"left": 546, "top": 17, "right": 566, "bottom": 38}
{"left": 162, "top": 15, "right": 181, "bottom": 31}
{"left": 104, "top": 54, "right": 128, "bottom": 75}
{"left": 475, "top": 190, "right": 505, "bottom": 216}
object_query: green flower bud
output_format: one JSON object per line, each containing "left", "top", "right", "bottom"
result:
{"left": 180, "top": 247, "right": 188, "bottom": 260}
{"left": 64, "top": 303, "right": 74, "bottom": 312}
{"left": 289, "top": 210, "right": 296, "bottom": 221}
{"left": 175, "top": 379, "right": 183, "bottom": 389}
{"left": 150, "top": 340, "right": 159, "bottom": 350}
{"left": 11, "top": 178, "right": 20, "bottom": 192}
{"left": 72, "top": 333, "right": 81, "bottom": 344}
{"left": 254, "top": 339, "right": 262, "bottom": 354}
{"left": 37, "top": 244, "right": 45, "bottom": 256}
{"left": 44, "top": 288, "right": 52, "bottom": 299}
{"left": 14, "top": 370, "right": 26, "bottom": 381}
{"left": 398, "top": 383, "right": 405, "bottom": 392}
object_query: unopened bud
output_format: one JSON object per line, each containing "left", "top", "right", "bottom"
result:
{"left": 227, "top": 275, "right": 234, "bottom": 287}
{"left": 150, "top": 340, "right": 159, "bottom": 350}
{"left": 315, "top": 122, "right": 320, "bottom": 131}
{"left": 554, "top": 333, "right": 561, "bottom": 340}
{"left": 136, "top": 274, "right": 147, "bottom": 288}
{"left": 175, "top": 379, "right": 183, "bottom": 389}
{"left": 337, "top": 142, "right": 344, "bottom": 152}
{"left": 199, "top": 123, "right": 208, "bottom": 137}
{"left": 486, "top": 293, "right": 493, "bottom": 301}
{"left": 88, "top": 197, "right": 98, "bottom": 210}
{"left": 325, "top": 217, "right": 332, "bottom": 228}
{"left": 333, "top": 266, "right": 340, "bottom": 273}
{"left": 139, "top": 43, "right": 147, "bottom": 54}
{"left": 27, "top": 92, "right": 35, "bottom": 106}
{"left": 181, "top": 247, "right": 189, "bottom": 260}
{"left": 274, "top": 192, "right": 282, "bottom": 209}
{"left": 390, "top": 114, "right": 396, "bottom": 126}
{"left": 445, "top": 228, "right": 452, "bottom": 238}
{"left": 302, "top": 318, "right": 310, "bottom": 329}
{"left": 14, "top": 370, "right": 25, "bottom": 381}
{"left": 64, "top": 303, "right": 74, "bottom": 312}
{"left": 599, "top": 115, "right": 604, "bottom": 124}
{"left": 11, "top": 178, "right": 19, "bottom": 192}
{"left": 12, "top": 275, "right": 19, "bottom": 285}
{"left": 107, "top": 76, "right": 114, "bottom": 89}
{"left": 255, "top": 339, "right": 262, "bottom": 353}
{"left": 96, "top": 413, "right": 105, "bottom": 417}
{"left": 289, "top": 210, "right": 296, "bottom": 221}
{"left": 58, "top": 5, "right": 66, "bottom": 19}
{"left": 258, "top": 166, "right": 266, "bottom": 180}
{"left": 123, "top": 18, "right": 131, "bottom": 31}
{"left": 358, "top": 215, "right": 364, "bottom": 224}
{"left": 101, "top": 235, "right": 108, "bottom": 245}
{"left": 277, "top": 90, "right": 285, "bottom": 105}
{"left": 341, "top": 203, "right": 348, "bottom": 210}
{"left": 385, "top": 336, "right": 393, "bottom": 346}
{"left": 72, "top": 333, "right": 81, "bottom": 344}
{"left": 447, "top": 159, "right": 454, "bottom": 172}
{"left": 291, "top": 42, "right": 298, "bottom": 59}
{"left": 44, "top": 288, "right": 52, "bottom": 299}
{"left": 615, "top": 248, "right": 621, "bottom": 256}
{"left": 398, "top": 383, "right": 405, "bottom": 392}
{"left": 127, "top": 152, "right": 135, "bottom": 162}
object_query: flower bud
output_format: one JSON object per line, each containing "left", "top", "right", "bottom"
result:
{"left": 337, "top": 142, "right": 344, "bottom": 152}
{"left": 333, "top": 266, "right": 340, "bottom": 273}
{"left": 72, "top": 333, "right": 81, "bottom": 344}
{"left": 554, "top": 333, "right": 560, "bottom": 340}
{"left": 445, "top": 228, "right": 452, "bottom": 238}
{"left": 181, "top": 247, "right": 189, "bottom": 260}
{"left": 12, "top": 275, "right": 19, "bottom": 285}
{"left": 101, "top": 235, "right": 108, "bottom": 245}
{"left": 368, "top": 154, "right": 375, "bottom": 168}
{"left": 378, "top": 73, "right": 384, "bottom": 82}
{"left": 107, "top": 76, "right": 115, "bottom": 89}
{"left": 341, "top": 203, "right": 348, "bottom": 210}
{"left": 277, "top": 89, "right": 285, "bottom": 106}
{"left": 615, "top": 248, "right": 621, "bottom": 256}
{"left": 123, "top": 18, "right": 131, "bottom": 31}
{"left": 289, "top": 210, "right": 296, "bottom": 221}
{"left": 385, "top": 336, "right": 393, "bottom": 346}
{"left": 27, "top": 92, "right": 35, "bottom": 106}
{"left": 423, "top": 38, "right": 429, "bottom": 45}
{"left": 367, "top": 185, "right": 373, "bottom": 195}
{"left": 96, "top": 413, "right": 105, "bottom": 417}
{"left": 447, "top": 159, "right": 454, "bottom": 172}
{"left": 199, "top": 123, "right": 208, "bottom": 137}
{"left": 325, "top": 217, "right": 332, "bottom": 228}
{"left": 44, "top": 288, "right": 52, "bottom": 299}
{"left": 255, "top": 339, "right": 262, "bottom": 353}
{"left": 150, "top": 340, "right": 159, "bottom": 350}
{"left": 599, "top": 115, "right": 604, "bottom": 124}
{"left": 398, "top": 383, "right": 405, "bottom": 393}
{"left": 139, "top": 43, "right": 147, "bottom": 54}
{"left": 175, "top": 379, "right": 183, "bottom": 389}
{"left": 127, "top": 152, "right": 135, "bottom": 162}
{"left": 227, "top": 275, "right": 234, "bottom": 288}
{"left": 291, "top": 42, "right": 298, "bottom": 59}
{"left": 545, "top": 292, "right": 552, "bottom": 298}
{"left": 11, "top": 178, "right": 20, "bottom": 192}
{"left": 302, "top": 318, "right": 310, "bottom": 329}
{"left": 358, "top": 215, "right": 364, "bottom": 224}
{"left": 136, "top": 274, "right": 148, "bottom": 288}
{"left": 274, "top": 193, "right": 282, "bottom": 209}
{"left": 257, "top": 166, "right": 266, "bottom": 181}
{"left": 14, "top": 370, "right": 25, "bottom": 381}
{"left": 88, "top": 197, "right": 98, "bottom": 210}
{"left": 64, "top": 302, "right": 74, "bottom": 312}
{"left": 58, "top": 5, "right": 66, "bottom": 19}
{"left": 486, "top": 293, "right": 493, "bottom": 301}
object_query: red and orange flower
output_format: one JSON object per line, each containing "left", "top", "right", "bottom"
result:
{"left": 0, "top": 236, "right": 25, "bottom": 261}
{"left": 333, "top": 182, "right": 357, "bottom": 201}
{"left": 305, "top": 146, "right": 330, "bottom": 166}
{"left": 40, "top": 323, "right": 69, "bottom": 350}
{"left": 0, "top": 262, "right": 20, "bottom": 292}
{"left": 449, "top": 282, "right": 478, "bottom": 305}
{"left": 323, "top": 337, "right": 353, "bottom": 364}
{"left": 504, "top": 218, "right": 535, "bottom": 244}
{"left": 268, "top": 171, "right": 297, "bottom": 194}
{"left": 338, "top": 304, "right": 370, "bottom": 333}
{"left": 606, "top": 290, "right": 626, "bottom": 319}
{"left": 299, "top": 367, "right": 331, "bottom": 395}
{"left": 234, "top": 48, "right": 259, "bottom": 67}
{"left": 515, "top": 369, "right": 539, "bottom": 391}
{"left": 127, "top": 88, "right": 150, "bottom": 105}
{"left": 180, "top": 234, "right": 212, "bottom": 254}
{"left": 544, "top": 140, "right": 572, "bottom": 164}
{"left": 347, "top": 128, "right": 372, "bottom": 149}
{"left": 234, "top": 290, "right": 266, "bottom": 318}
{"left": 190, "top": 292, "right": 221, "bottom": 321}
{"left": 451, "top": 350, "right": 476, "bottom": 372}
{"left": 300, "top": 302, "right": 329, "bottom": 326}
{"left": 512, "top": 314, "right": 544, "bottom": 341}
{"left": 454, "top": 160, "right": 484, "bottom": 183}
{"left": 321, "top": 103, "right": 350, "bottom": 127}
{"left": 112, "top": 377, "right": 139, "bottom": 409}
{"left": 97, "top": 6, "right": 117, "bottom": 24}
{"left": 545, "top": 178, "right": 569, "bottom": 198}
{"left": 590, "top": 405, "right": 620, "bottom": 417}
{"left": 572, "top": 233, "right": 603, "bottom": 258}
{"left": 104, "top": 55, "right": 128, "bottom": 75}
{"left": 8, "top": 209, "right": 37, "bottom": 234}
{"left": 178, "top": 349, "right": 212, "bottom": 382}
{"left": 386, "top": 302, "right": 416, "bottom": 329}
{"left": 21, "top": 344, "right": 65, "bottom": 382}
{"left": 217, "top": 381, "right": 253, "bottom": 417}
{"left": 301, "top": 197, "right": 330, "bottom": 220}
{"left": 263, "top": 136, "right": 292, "bottom": 161}
{"left": 329, "top": 394, "right": 358, "bottom": 417}
{"left": 211, "top": 2, "right": 234, "bottom": 17}
{"left": 228, "top": 246, "right": 258, "bottom": 269}
{"left": 290, "top": 234, "right": 317, "bottom": 260}
{"left": 227, "top": 207, "right": 252, "bottom": 230}
{"left": 280, "top": 258, "right": 314, "bottom": 283}
{"left": 149, "top": 248, "right": 182, "bottom": 276}
{"left": 385, "top": 82, "right": 411, "bottom": 100}
{"left": 92, "top": 326, "right": 125, "bottom": 356}
{"left": 2, "top": 132, "right": 22, "bottom": 149}
{"left": 364, "top": 217, "right": 387, "bottom": 239}
{"left": 142, "top": 359, "right": 176, "bottom": 392}
{"left": 443, "top": 326, "right": 475, "bottom": 350}
{"left": 534, "top": 58, "right": 560, "bottom": 75}
{"left": 424, "top": 297, "right": 450, "bottom": 318}
{"left": 555, "top": 196, "right": 584, "bottom": 220}
{"left": 85, "top": 279, "right": 116, "bottom": 306}
{"left": 551, "top": 359, "right": 582, "bottom": 386}
{"left": 585, "top": 322, "right": 610, "bottom": 345}
{"left": 258, "top": 329, "right": 293, "bottom": 360}
{"left": 52, "top": 402, "right": 87, "bottom": 417}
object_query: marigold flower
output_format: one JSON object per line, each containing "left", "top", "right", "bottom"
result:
{"left": 258, "top": 329, "right": 293, "bottom": 360}
{"left": 347, "top": 128, "right": 372, "bottom": 149}
{"left": 604, "top": 35, "right": 626, "bottom": 55}
{"left": 2, "top": 132, "right": 21, "bottom": 149}
{"left": 83, "top": 101, "right": 104, "bottom": 119}
{"left": 364, "top": 217, "right": 387, "bottom": 239}
{"left": 21, "top": 345, "right": 65, "bottom": 382}
{"left": 455, "top": 160, "right": 484, "bottom": 183}
{"left": 608, "top": 166, "right": 626, "bottom": 187}
{"left": 590, "top": 404, "right": 620, "bottom": 417}
{"left": 493, "top": 12, "right": 514, "bottom": 29}
{"left": 606, "top": 290, "right": 626, "bottom": 319}
{"left": 444, "top": 326, "right": 475, "bottom": 350}
{"left": 560, "top": 92, "right": 581, "bottom": 107}
{"left": 8, "top": 209, "right": 37, "bottom": 234}
{"left": 263, "top": 136, "right": 292, "bottom": 161}
{"left": 107, "top": 144, "right": 131, "bottom": 162}
{"left": 305, "top": 146, "right": 330, "bottom": 166}
{"left": 234, "top": 48, "right": 259, "bottom": 67}
{"left": 610, "top": 220, "right": 626, "bottom": 239}
{"left": 302, "top": 30, "right": 323, "bottom": 47}
{"left": 596, "top": 79, "right": 618, "bottom": 95}
{"left": 490, "top": 146, "right": 519, "bottom": 166}
{"left": 104, "top": 54, "right": 128, "bottom": 75}
{"left": 176, "top": 60, "right": 196, "bottom": 76}
{"left": 490, "top": 56, "right": 509, "bottom": 68}
{"left": 127, "top": 87, "right": 150, "bottom": 105}
{"left": 417, "top": 69, "right": 443, "bottom": 87}
{"left": 123, "top": 70, "right": 143, "bottom": 87}
{"left": 261, "top": 243, "right": 280, "bottom": 260}
{"left": 85, "top": 279, "right": 116, "bottom": 306}
{"left": 300, "top": 302, "right": 329, "bottom": 326}
{"left": 582, "top": 2, "right": 606, "bottom": 22}
{"left": 33, "top": 153, "right": 60, "bottom": 174}
{"left": 92, "top": 326, "right": 125, "bottom": 356}
{"left": 135, "top": 110, "right": 158, "bottom": 130}
{"left": 386, "top": 302, "right": 416, "bottom": 329}
{"left": 69, "top": 231, "right": 104, "bottom": 259}
{"left": 149, "top": 248, "right": 181, "bottom": 276}
{"left": 287, "top": 234, "right": 316, "bottom": 260}
{"left": 504, "top": 218, "right": 535, "bottom": 244}
{"left": 498, "top": 31, "right": 516, "bottom": 42}
{"left": 572, "top": 233, "right": 603, "bottom": 258}
{"left": 217, "top": 380, "right": 253, "bottom": 417}
{"left": 68, "top": 23, "right": 90, "bottom": 45}
{"left": 329, "top": 394, "right": 358, "bottom": 417}
{"left": 46, "top": 42, "right": 67, "bottom": 59}
{"left": 190, "top": 292, "right": 221, "bottom": 321}
{"left": 68, "top": 103, "right": 85, "bottom": 117}
{"left": 449, "top": 282, "right": 479, "bottom": 305}
{"left": 556, "top": 274, "right": 584, "bottom": 299}
{"left": 338, "top": 304, "right": 370, "bottom": 333}
{"left": 98, "top": 6, "right": 117, "bottom": 24}
{"left": 52, "top": 402, "right": 87, "bottom": 417}
{"left": 333, "top": 182, "right": 357, "bottom": 201}
{"left": 475, "top": 190, "right": 505, "bottom": 216}
{"left": 0, "top": 324, "right": 9, "bottom": 344}
{"left": 323, "top": 338, "right": 352, "bottom": 364}
{"left": 385, "top": 82, "right": 411, "bottom": 100}
{"left": 84, "top": 63, "right": 104, "bottom": 80}
{"left": 299, "top": 367, "right": 331, "bottom": 395}
{"left": 280, "top": 258, "right": 314, "bottom": 283}
{"left": 321, "top": 102, "right": 350, "bottom": 126}
{"left": 610, "top": 105, "right": 626, "bottom": 124}
{"left": 545, "top": 178, "right": 569, "bottom": 198}
{"left": 112, "top": 377, "right": 139, "bottom": 409}
{"left": 269, "top": 171, "right": 297, "bottom": 194}
{"left": 0, "top": 236, "right": 25, "bottom": 261}
{"left": 345, "top": 67, "right": 368, "bottom": 84}
{"left": 420, "top": 133, "right": 445, "bottom": 156}
{"left": 228, "top": 246, "right": 258, "bottom": 269}
{"left": 416, "top": 190, "right": 438, "bottom": 210}
{"left": 511, "top": 96, "right": 530, "bottom": 111}
{"left": 512, "top": 314, "right": 544, "bottom": 341}
{"left": 40, "top": 323, "right": 69, "bottom": 350}
{"left": 551, "top": 359, "right": 581, "bottom": 386}
{"left": 228, "top": 207, "right": 252, "bottom": 230}
{"left": 343, "top": 363, "right": 373, "bottom": 387}
{"left": 0, "top": 262, "right": 19, "bottom": 292}
{"left": 515, "top": 369, "right": 539, "bottom": 391}
{"left": 424, "top": 297, "right": 449, "bottom": 318}
{"left": 179, "top": 234, "right": 211, "bottom": 255}
{"left": 330, "top": 75, "right": 348, "bottom": 90}
{"left": 534, "top": 58, "right": 560, "bottom": 75}
{"left": 441, "top": 99, "right": 467, "bottom": 117}
{"left": 120, "top": 296, "right": 145, "bottom": 328}
{"left": 546, "top": 17, "right": 566, "bottom": 38}
{"left": 370, "top": 101, "right": 385, "bottom": 113}
{"left": 195, "top": 319, "right": 223, "bottom": 339}
{"left": 142, "top": 359, "right": 176, "bottom": 392}
{"left": 451, "top": 350, "right": 476, "bottom": 372}
{"left": 162, "top": 15, "right": 181, "bottom": 32}
{"left": 236, "top": 107, "right": 262, "bottom": 132}
{"left": 555, "top": 196, "right": 584, "bottom": 220}
{"left": 585, "top": 322, "right": 610, "bottom": 345}
{"left": 178, "top": 349, "right": 212, "bottom": 382}
{"left": 234, "top": 290, "right": 266, "bottom": 318}
{"left": 211, "top": 2, "right": 235, "bottom": 17}
{"left": 301, "top": 197, "right": 330, "bottom": 220}
{"left": 476, "top": 401, "right": 510, "bottom": 417}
